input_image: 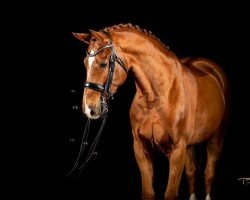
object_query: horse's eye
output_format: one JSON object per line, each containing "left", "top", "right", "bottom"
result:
{"left": 99, "top": 62, "right": 107, "bottom": 68}
{"left": 91, "top": 38, "right": 96, "bottom": 42}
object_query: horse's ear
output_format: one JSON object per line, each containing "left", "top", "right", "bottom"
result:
{"left": 89, "top": 29, "right": 107, "bottom": 40}
{"left": 72, "top": 32, "right": 91, "bottom": 44}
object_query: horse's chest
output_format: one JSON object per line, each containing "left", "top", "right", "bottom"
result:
{"left": 137, "top": 112, "right": 156, "bottom": 140}
{"left": 137, "top": 111, "right": 170, "bottom": 150}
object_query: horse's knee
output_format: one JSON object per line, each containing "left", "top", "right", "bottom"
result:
{"left": 204, "top": 171, "right": 212, "bottom": 181}
{"left": 186, "top": 168, "right": 196, "bottom": 179}
{"left": 204, "top": 166, "right": 214, "bottom": 180}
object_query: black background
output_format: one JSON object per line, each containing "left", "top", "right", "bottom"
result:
{"left": 26, "top": 2, "right": 250, "bottom": 200}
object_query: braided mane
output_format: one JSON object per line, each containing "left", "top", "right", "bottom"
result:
{"left": 103, "top": 23, "right": 169, "bottom": 50}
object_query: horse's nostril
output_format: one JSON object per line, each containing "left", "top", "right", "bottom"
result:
{"left": 90, "top": 108, "right": 95, "bottom": 116}
{"left": 86, "top": 105, "right": 99, "bottom": 118}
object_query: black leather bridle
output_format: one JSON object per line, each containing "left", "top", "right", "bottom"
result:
{"left": 67, "top": 31, "right": 128, "bottom": 177}
{"left": 84, "top": 31, "right": 128, "bottom": 110}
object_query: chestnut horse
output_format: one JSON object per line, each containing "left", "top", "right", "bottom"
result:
{"left": 72, "top": 24, "right": 229, "bottom": 200}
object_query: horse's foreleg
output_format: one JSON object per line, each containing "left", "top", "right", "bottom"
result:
{"left": 185, "top": 146, "right": 197, "bottom": 200}
{"left": 164, "top": 141, "right": 186, "bottom": 200}
{"left": 204, "top": 135, "right": 223, "bottom": 200}
{"left": 134, "top": 140, "right": 155, "bottom": 200}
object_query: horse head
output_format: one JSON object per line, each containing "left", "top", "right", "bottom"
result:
{"left": 73, "top": 30, "right": 128, "bottom": 119}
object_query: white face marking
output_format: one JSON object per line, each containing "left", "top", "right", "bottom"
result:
{"left": 88, "top": 50, "right": 95, "bottom": 69}
{"left": 84, "top": 98, "right": 99, "bottom": 119}
{"left": 205, "top": 194, "right": 211, "bottom": 200}
{"left": 84, "top": 49, "right": 95, "bottom": 118}
{"left": 84, "top": 49, "right": 100, "bottom": 119}
{"left": 189, "top": 193, "right": 196, "bottom": 200}
{"left": 84, "top": 98, "right": 91, "bottom": 118}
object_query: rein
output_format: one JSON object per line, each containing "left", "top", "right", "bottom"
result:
{"left": 67, "top": 113, "right": 108, "bottom": 177}
{"left": 67, "top": 31, "right": 127, "bottom": 177}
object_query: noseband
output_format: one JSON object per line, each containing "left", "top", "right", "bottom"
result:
{"left": 84, "top": 31, "right": 128, "bottom": 106}
{"left": 67, "top": 31, "right": 128, "bottom": 177}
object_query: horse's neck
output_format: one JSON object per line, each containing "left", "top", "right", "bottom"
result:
{"left": 113, "top": 31, "right": 183, "bottom": 103}
{"left": 132, "top": 55, "right": 181, "bottom": 101}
